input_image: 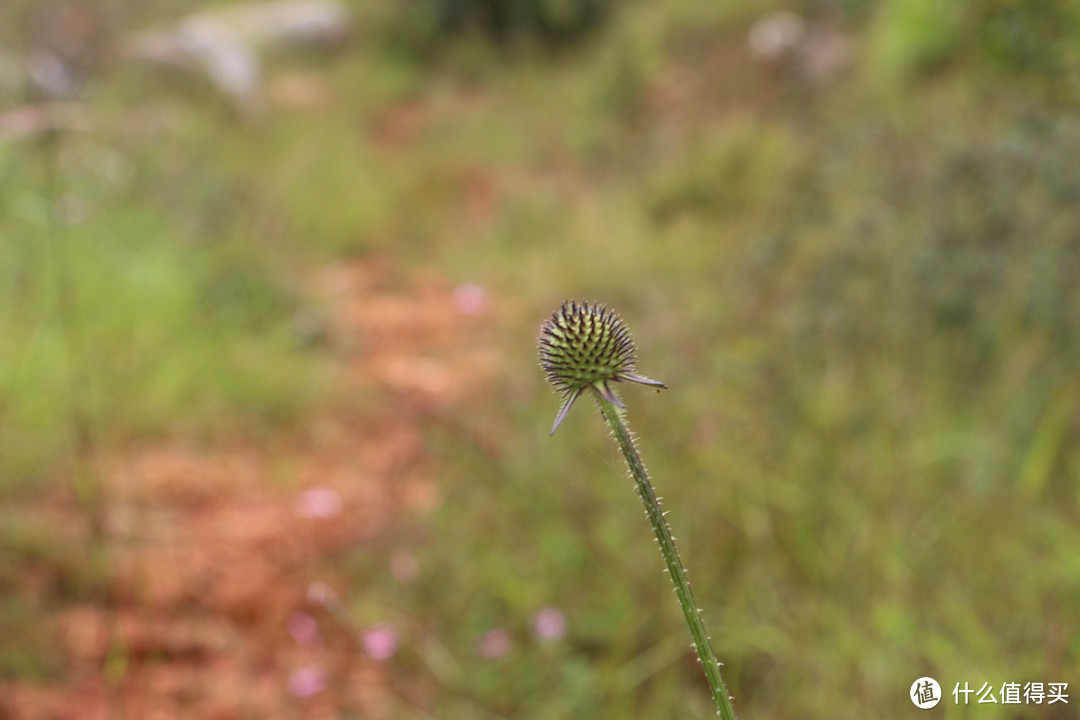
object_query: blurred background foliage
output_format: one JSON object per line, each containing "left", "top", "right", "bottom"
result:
{"left": 1, "top": 0, "right": 1079, "bottom": 717}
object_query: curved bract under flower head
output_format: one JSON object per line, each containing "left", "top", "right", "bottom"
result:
{"left": 538, "top": 300, "right": 666, "bottom": 434}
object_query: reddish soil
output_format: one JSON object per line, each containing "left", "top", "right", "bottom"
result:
{"left": 1, "top": 258, "right": 501, "bottom": 720}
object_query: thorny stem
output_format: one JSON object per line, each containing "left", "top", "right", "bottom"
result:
{"left": 597, "top": 398, "right": 737, "bottom": 720}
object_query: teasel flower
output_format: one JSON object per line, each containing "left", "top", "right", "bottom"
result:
{"left": 537, "top": 300, "right": 737, "bottom": 719}
{"left": 538, "top": 300, "right": 666, "bottom": 434}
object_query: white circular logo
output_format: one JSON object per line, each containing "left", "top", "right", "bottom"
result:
{"left": 911, "top": 677, "right": 942, "bottom": 709}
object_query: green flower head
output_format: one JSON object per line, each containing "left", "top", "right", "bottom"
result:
{"left": 538, "top": 300, "right": 666, "bottom": 434}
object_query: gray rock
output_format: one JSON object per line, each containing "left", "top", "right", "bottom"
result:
{"left": 123, "top": 0, "right": 352, "bottom": 112}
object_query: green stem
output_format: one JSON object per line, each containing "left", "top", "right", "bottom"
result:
{"left": 597, "top": 398, "right": 737, "bottom": 720}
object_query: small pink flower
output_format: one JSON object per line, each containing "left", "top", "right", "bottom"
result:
{"left": 287, "top": 664, "right": 326, "bottom": 698}
{"left": 362, "top": 624, "right": 399, "bottom": 661}
{"left": 453, "top": 284, "right": 488, "bottom": 316}
{"left": 389, "top": 550, "right": 419, "bottom": 584}
{"left": 287, "top": 611, "right": 320, "bottom": 645}
{"left": 531, "top": 606, "right": 567, "bottom": 642}
{"left": 475, "top": 628, "right": 512, "bottom": 659}
{"left": 297, "top": 487, "right": 342, "bottom": 518}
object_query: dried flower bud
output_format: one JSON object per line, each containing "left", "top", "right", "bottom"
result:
{"left": 538, "top": 300, "right": 666, "bottom": 434}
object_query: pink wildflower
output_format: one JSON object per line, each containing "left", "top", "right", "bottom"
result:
{"left": 453, "top": 284, "right": 489, "bottom": 315}
{"left": 362, "top": 624, "right": 400, "bottom": 661}
{"left": 475, "top": 628, "right": 512, "bottom": 659}
{"left": 297, "top": 487, "right": 342, "bottom": 518}
{"left": 287, "top": 665, "right": 326, "bottom": 698}
{"left": 287, "top": 611, "right": 320, "bottom": 645}
{"left": 531, "top": 606, "right": 567, "bottom": 642}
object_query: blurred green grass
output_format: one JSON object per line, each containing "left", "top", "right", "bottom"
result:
{"left": 3, "top": 0, "right": 1080, "bottom": 717}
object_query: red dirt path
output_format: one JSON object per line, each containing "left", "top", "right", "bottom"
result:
{"left": 1, "top": 258, "right": 500, "bottom": 720}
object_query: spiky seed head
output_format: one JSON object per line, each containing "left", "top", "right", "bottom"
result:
{"left": 539, "top": 300, "right": 635, "bottom": 394}
{"left": 538, "top": 300, "right": 666, "bottom": 434}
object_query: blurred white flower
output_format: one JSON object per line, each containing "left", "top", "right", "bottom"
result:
{"left": 307, "top": 580, "right": 336, "bottom": 606}
{"left": 748, "top": 11, "right": 805, "bottom": 60}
